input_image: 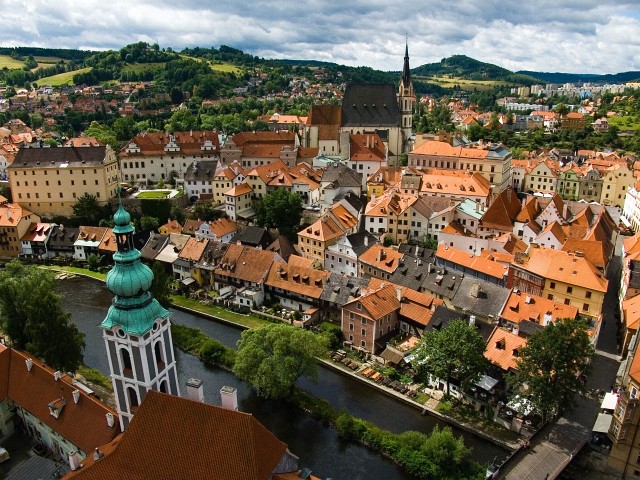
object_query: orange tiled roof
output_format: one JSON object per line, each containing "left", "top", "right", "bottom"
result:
{"left": 65, "top": 390, "right": 288, "bottom": 480}
{"left": 0, "top": 202, "right": 32, "bottom": 227}
{"left": 298, "top": 216, "right": 345, "bottom": 243}
{"left": 182, "top": 219, "right": 205, "bottom": 235}
{"left": 98, "top": 228, "right": 117, "bottom": 253}
{"left": 266, "top": 262, "right": 330, "bottom": 299}
{"left": 246, "top": 160, "right": 288, "bottom": 183}
{"left": 225, "top": 182, "right": 253, "bottom": 197}
{"left": 345, "top": 284, "right": 400, "bottom": 320}
{"left": 514, "top": 247, "right": 608, "bottom": 292}
{"left": 21, "top": 222, "right": 52, "bottom": 242}
{"left": 484, "top": 327, "right": 527, "bottom": 372}
{"left": 159, "top": 219, "right": 182, "bottom": 234}
{"left": 411, "top": 140, "right": 490, "bottom": 158}
{"left": 329, "top": 204, "right": 358, "bottom": 231}
{"left": 350, "top": 134, "right": 386, "bottom": 162}
{"left": 120, "top": 131, "right": 220, "bottom": 157}
{"left": 215, "top": 244, "right": 278, "bottom": 284}
{"left": 359, "top": 245, "right": 403, "bottom": 273}
{"left": 207, "top": 218, "right": 237, "bottom": 238}
{"left": 179, "top": 237, "right": 208, "bottom": 261}
{"left": 500, "top": 290, "right": 579, "bottom": 326}
{"left": 368, "top": 278, "right": 442, "bottom": 326}
{"left": 480, "top": 187, "right": 522, "bottom": 230}
{"left": 623, "top": 294, "right": 640, "bottom": 332}
{"left": 0, "top": 346, "right": 119, "bottom": 454}
{"left": 436, "top": 244, "right": 507, "bottom": 280}
{"left": 419, "top": 170, "right": 490, "bottom": 197}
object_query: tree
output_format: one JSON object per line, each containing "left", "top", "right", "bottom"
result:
{"left": 0, "top": 262, "right": 84, "bottom": 372}
{"left": 414, "top": 319, "right": 487, "bottom": 397}
{"left": 139, "top": 215, "right": 159, "bottom": 232}
{"left": 233, "top": 323, "right": 328, "bottom": 399}
{"left": 510, "top": 317, "right": 594, "bottom": 423}
{"left": 149, "top": 261, "right": 172, "bottom": 308}
{"left": 83, "top": 121, "right": 117, "bottom": 149}
{"left": 72, "top": 193, "right": 102, "bottom": 225}
{"left": 255, "top": 189, "right": 302, "bottom": 239}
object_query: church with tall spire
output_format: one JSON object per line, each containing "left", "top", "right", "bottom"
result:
{"left": 100, "top": 201, "right": 180, "bottom": 430}
{"left": 398, "top": 39, "right": 416, "bottom": 153}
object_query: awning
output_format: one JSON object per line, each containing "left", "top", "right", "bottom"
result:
{"left": 476, "top": 374, "right": 499, "bottom": 392}
{"left": 593, "top": 413, "right": 613, "bottom": 433}
{"left": 181, "top": 277, "right": 196, "bottom": 286}
{"left": 379, "top": 347, "right": 404, "bottom": 365}
{"left": 601, "top": 392, "right": 619, "bottom": 411}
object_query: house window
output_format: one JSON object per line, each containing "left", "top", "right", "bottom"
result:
{"left": 357, "top": 302, "right": 362, "bottom": 310}
{"left": 550, "top": 282, "right": 555, "bottom": 289}
{"left": 349, "top": 323, "right": 354, "bottom": 331}
{"left": 566, "top": 286, "right": 573, "bottom": 294}
{"left": 583, "top": 304, "right": 589, "bottom": 312}
{"left": 564, "top": 299, "right": 570, "bottom": 305}
{"left": 362, "top": 318, "right": 367, "bottom": 324}
{"left": 586, "top": 291, "right": 592, "bottom": 299}
{"left": 361, "top": 329, "right": 366, "bottom": 336}
{"left": 349, "top": 312, "right": 354, "bottom": 319}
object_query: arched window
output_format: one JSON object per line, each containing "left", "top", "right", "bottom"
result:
{"left": 154, "top": 341, "right": 165, "bottom": 370}
{"left": 120, "top": 348, "right": 133, "bottom": 377}
{"left": 127, "top": 387, "right": 139, "bottom": 412}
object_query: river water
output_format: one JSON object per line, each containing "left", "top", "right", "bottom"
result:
{"left": 57, "top": 276, "right": 508, "bottom": 479}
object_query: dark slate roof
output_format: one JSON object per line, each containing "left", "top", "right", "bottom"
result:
{"left": 11, "top": 145, "right": 108, "bottom": 168}
{"left": 196, "top": 240, "right": 229, "bottom": 266}
{"left": 451, "top": 276, "right": 510, "bottom": 319}
{"left": 184, "top": 160, "right": 217, "bottom": 182}
{"left": 320, "top": 273, "right": 368, "bottom": 306}
{"left": 266, "top": 235, "right": 298, "bottom": 261}
{"left": 5, "top": 454, "right": 69, "bottom": 480}
{"left": 341, "top": 84, "right": 401, "bottom": 127}
{"left": 402, "top": 43, "right": 411, "bottom": 87}
{"left": 630, "top": 260, "right": 640, "bottom": 290}
{"left": 518, "top": 319, "right": 543, "bottom": 337}
{"left": 347, "top": 231, "right": 379, "bottom": 257}
{"left": 230, "top": 226, "right": 271, "bottom": 248}
{"left": 133, "top": 230, "right": 151, "bottom": 251}
{"left": 48, "top": 225, "right": 79, "bottom": 249}
{"left": 140, "top": 233, "right": 169, "bottom": 261}
{"left": 416, "top": 262, "right": 463, "bottom": 299}
{"left": 336, "top": 191, "right": 365, "bottom": 213}
{"left": 411, "top": 196, "right": 453, "bottom": 219}
{"left": 389, "top": 255, "right": 429, "bottom": 291}
{"left": 321, "top": 164, "right": 362, "bottom": 189}
{"left": 398, "top": 243, "right": 435, "bottom": 262}
{"left": 426, "top": 305, "right": 469, "bottom": 331}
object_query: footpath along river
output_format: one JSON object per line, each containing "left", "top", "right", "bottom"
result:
{"left": 57, "top": 276, "right": 508, "bottom": 479}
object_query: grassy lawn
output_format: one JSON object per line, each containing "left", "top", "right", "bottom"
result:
{"left": 608, "top": 115, "right": 640, "bottom": 131}
{"left": 0, "top": 55, "right": 25, "bottom": 69}
{"left": 40, "top": 265, "right": 108, "bottom": 281}
{"left": 209, "top": 62, "right": 242, "bottom": 74}
{"left": 416, "top": 75, "right": 511, "bottom": 91}
{"left": 136, "top": 190, "right": 171, "bottom": 199}
{"left": 36, "top": 67, "right": 91, "bottom": 86}
{"left": 122, "top": 62, "right": 165, "bottom": 74}
{"left": 170, "top": 295, "right": 267, "bottom": 329}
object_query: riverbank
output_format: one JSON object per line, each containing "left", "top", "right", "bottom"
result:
{"left": 47, "top": 265, "right": 518, "bottom": 452}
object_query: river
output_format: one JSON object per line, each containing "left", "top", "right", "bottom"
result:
{"left": 57, "top": 276, "right": 508, "bottom": 479}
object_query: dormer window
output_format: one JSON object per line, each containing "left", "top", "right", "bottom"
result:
{"left": 48, "top": 397, "right": 66, "bottom": 418}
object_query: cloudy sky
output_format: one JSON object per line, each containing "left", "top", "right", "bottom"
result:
{"left": 2, "top": 0, "right": 639, "bottom": 74}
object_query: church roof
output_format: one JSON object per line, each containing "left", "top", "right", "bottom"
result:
{"left": 341, "top": 84, "right": 401, "bottom": 128}
{"left": 64, "top": 391, "right": 289, "bottom": 480}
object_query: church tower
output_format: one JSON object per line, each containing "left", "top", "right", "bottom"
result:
{"left": 399, "top": 40, "right": 416, "bottom": 153}
{"left": 101, "top": 202, "right": 180, "bottom": 430}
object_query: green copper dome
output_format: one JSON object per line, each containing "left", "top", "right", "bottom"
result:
{"left": 101, "top": 202, "right": 169, "bottom": 336}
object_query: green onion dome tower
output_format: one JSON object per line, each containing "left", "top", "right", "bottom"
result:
{"left": 101, "top": 201, "right": 180, "bottom": 430}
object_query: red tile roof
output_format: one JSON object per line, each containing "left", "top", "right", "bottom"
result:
{"left": 0, "top": 346, "right": 119, "bottom": 454}
{"left": 484, "top": 327, "right": 527, "bottom": 372}
{"left": 436, "top": 244, "right": 507, "bottom": 280}
{"left": 499, "top": 290, "right": 579, "bottom": 326}
{"left": 266, "top": 262, "right": 330, "bottom": 299}
{"left": 65, "top": 391, "right": 289, "bottom": 480}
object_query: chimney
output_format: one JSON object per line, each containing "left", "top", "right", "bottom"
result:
{"left": 427, "top": 263, "right": 432, "bottom": 274}
{"left": 106, "top": 412, "right": 115, "bottom": 428}
{"left": 93, "top": 448, "right": 104, "bottom": 461}
{"left": 220, "top": 386, "right": 238, "bottom": 410}
{"left": 562, "top": 202, "right": 568, "bottom": 219}
{"left": 68, "top": 451, "right": 82, "bottom": 471}
{"left": 72, "top": 389, "right": 80, "bottom": 404}
{"left": 54, "top": 371, "right": 61, "bottom": 381}
{"left": 186, "top": 378, "right": 205, "bottom": 403}
{"left": 25, "top": 358, "right": 33, "bottom": 372}
{"left": 396, "top": 287, "right": 402, "bottom": 302}
{"left": 364, "top": 235, "right": 369, "bottom": 247}
{"left": 512, "top": 324, "right": 519, "bottom": 336}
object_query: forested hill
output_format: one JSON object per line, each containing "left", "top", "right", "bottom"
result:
{"left": 411, "top": 54, "right": 539, "bottom": 84}
{"left": 517, "top": 70, "right": 640, "bottom": 84}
